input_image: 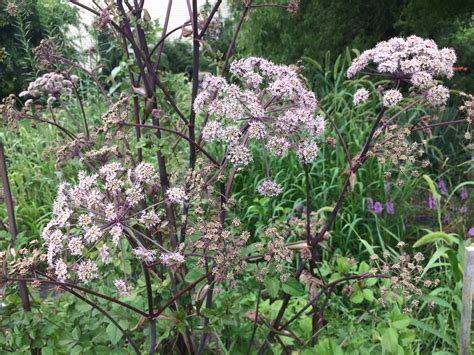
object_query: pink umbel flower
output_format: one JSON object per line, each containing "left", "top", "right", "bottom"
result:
{"left": 160, "top": 252, "right": 185, "bottom": 266}
{"left": 257, "top": 179, "right": 283, "bottom": 197}
{"left": 76, "top": 260, "right": 98, "bottom": 282}
{"left": 41, "top": 162, "right": 163, "bottom": 283}
{"left": 166, "top": 187, "right": 187, "bottom": 204}
{"left": 114, "top": 279, "right": 130, "bottom": 297}
{"left": 347, "top": 36, "right": 455, "bottom": 107}
{"left": 347, "top": 36, "right": 456, "bottom": 79}
{"left": 383, "top": 89, "right": 403, "bottom": 108}
{"left": 194, "top": 57, "right": 323, "bottom": 164}
{"left": 353, "top": 88, "right": 370, "bottom": 106}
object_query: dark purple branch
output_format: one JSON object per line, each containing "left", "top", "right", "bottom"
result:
{"left": 0, "top": 143, "right": 31, "bottom": 312}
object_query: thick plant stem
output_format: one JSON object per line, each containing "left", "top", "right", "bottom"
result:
{"left": 144, "top": 265, "right": 157, "bottom": 354}
{"left": 61, "top": 283, "right": 141, "bottom": 354}
{"left": 0, "top": 143, "right": 31, "bottom": 312}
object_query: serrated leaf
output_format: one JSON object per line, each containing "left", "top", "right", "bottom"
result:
{"left": 282, "top": 277, "right": 305, "bottom": 297}
{"left": 381, "top": 327, "right": 398, "bottom": 353}
{"left": 264, "top": 277, "right": 280, "bottom": 298}
{"left": 350, "top": 290, "right": 364, "bottom": 304}
{"left": 363, "top": 289, "right": 375, "bottom": 302}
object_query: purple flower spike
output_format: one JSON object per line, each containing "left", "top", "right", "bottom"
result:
{"left": 438, "top": 179, "right": 448, "bottom": 195}
{"left": 386, "top": 199, "right": 395, "bottom": 215}
{"left": 461, "top": 187, "right": 469, "bottom": 201}
{"left": 374, "top": 202, "right": 383, "bottom": 215}
{"left": 460, "top": 206, "right": 468, "bottom": 214}
{"left": 469, "top": 227, "right": 474, "bottom": 238}
{"left": 443, "top": 214, "right": 450, "bottom": 224}
{"left": 428, "top": 194, "right": 437, "bottom": 210}
{"left": 367, "top": 198, "right": 374, "bottom": 211}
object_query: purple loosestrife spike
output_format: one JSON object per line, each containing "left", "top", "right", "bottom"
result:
{"left": 469, "top": 227, "right": 474, "bottom": 238}
{"left": 438, "top": 179, "right": 448, "bottom": 195}
{"left": 443, "top": 214, "right": 450, "bottom": 224}
{"left": 461, "top": 187, "right": 469, "bottom": 201}
{"left": 460, "top": 206, "right": 468, "bottom": 214}
{"left": 367, "top": 198, "right": 374, "bottom": 211}
{"left": 428, "top": 194, "right": 437, "bottom": 210}
{"left": 386, "top": 199, "right": 395, "bottom": 215}
{"left": 374, "top": 202, "right": 383, "bottom": 215}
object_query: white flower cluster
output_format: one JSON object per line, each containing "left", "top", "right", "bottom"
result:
{"left": 194, "top": 57, "right": 324, "bottom": 165}
{"left": 132, "top": 247, "right": 157, "bottom": 263}
{"left": 257, "top": 179, "right": 283, "bottom": 197}
{"left": 42, "top": 162, "right": 161, "bottom": 283}
{"left": 383, "top": 89, "right": 404, "bottom": 108}
{"left": 347, "top": 36, "right": 456, "bottom": 107}
{"left": 353, "top": 88, "right": 370, "bottom": 106}
{"left": 166, "top": 187, "right": 187, "bottom": 205}
{"left": 347, "top": 36, "right": 456, "bottom": 79}
{"left": 114, "top": 279, "right": 130, "bottom": 297}
{"left": 19, "top": 72, "right": 78, "bottom": 107}
{"left": 160, "top": 252, "right": 185, "bottom": 266}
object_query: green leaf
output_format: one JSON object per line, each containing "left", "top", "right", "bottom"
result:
{"left": 350, "top": 290, "right": 364, "bottom": 304}
{"left": 336, "top": 256, "right": 350, "bottom": 273}
{"left": 310, "top": 337, "right": 344, "bottom": 355}
{"left": 358, "top": 261, "right": 370, "bottom": 273}
{"left": 399, "top": 329, "right": 416, "bottom": 345}
{"left": 391, "top": 317, "right": 411, "bottom": 330}
{"left": 381, "top": 327, "right": 398, "bottom": 353}
{"left": 411, "top": 319, "right": 455, "bottom": 348}
{"left": 446, "top": 250, "right": 462, "bottom": 282}
{"left": 264, "top": 277, "right": 280, "bottom": 298}
{"left": 106, "top": 323, "right": 122, "bottom": 345}
{"left": 282, "top": 277, "right": 305, "bottom": 297}
{"left": 185, "top": 268, "right": 205, "bottom": 284}
{"left": 413, "top": 231, "right": 457, "bottom": 248}
{"left": 136, "top": 139, "right": 147, "bottom": 149}
{"left": 363, "top": 289, "right": 375, "bottom": 302}
{"left": 423, "top": 175, "right": 440, "bottom": 201}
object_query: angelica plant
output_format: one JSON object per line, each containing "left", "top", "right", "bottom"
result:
{"left": 0, "top": 1, "right": 472, "bottom": 354}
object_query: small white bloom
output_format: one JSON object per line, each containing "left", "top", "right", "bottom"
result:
{"left": 166, "top": 187, "right": 187, "bottom": 204}
{"left": 353, "top": 88, "right": 370, "bottom": 106}
{"left": 383, "top": 89, "right": 403, "bottom": 107}
{"left": 257, "top": 179, "right": 283, "bottom": 197}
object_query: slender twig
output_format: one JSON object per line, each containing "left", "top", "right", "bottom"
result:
{"left": 5, "top": 276, "right": 148, "bottom": 317}
{"left": 152, "top": 272, "right": 211, "bottom": 318}
{"left": 0, "top": 143, "right": 31, "bottom": 312}
{"left": 246, "top": 284, "right": 262, "bottom": 355}
{"left": 198, "top": 0, "right": 223, "bottom": 39}
{"left": 123, "top": 122, "right": 219, "bottom": 166}
{"left": 319, "top": 106, "right": 351, "bottom": 168}
{"left": 71, "top": 83, "right": 90, "bottom": 138}
{"left": 61, "top": 282, "right": 141, "bottom": 354}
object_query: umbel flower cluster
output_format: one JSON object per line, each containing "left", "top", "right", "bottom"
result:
{"left": 348, "top": 35, "right": 456, "bottom": 107}
{"left": 194, "top": 57, "right": 324, "bottom": 166}
{"left": 42, "top": 161, "right": 185, "bottom": 288}
{"left": 19, "top": 72, "right": 79, "bottom": 107}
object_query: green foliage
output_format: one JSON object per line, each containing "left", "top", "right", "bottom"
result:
{"left": 231, "top": 0, "right": 474, "bottom": 92}
{"left": 0, "top": 0, "right": 78, "bottom": 98}
{"left": 0, "top": 14, "right": 471, "bottom": 353}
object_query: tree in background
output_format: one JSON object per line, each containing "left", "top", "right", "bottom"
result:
{"left": 0, "top": 0, "right": 78, "bottom": 98}
{"left": 231, "top": 0, "right": 473, "bottom": 92}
